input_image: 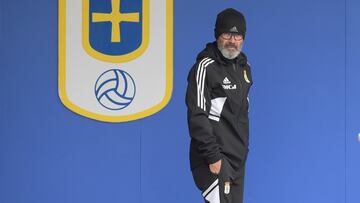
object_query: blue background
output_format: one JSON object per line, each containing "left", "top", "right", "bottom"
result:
{"left": 0, "top": 0, "right": 359, "bottom": 203}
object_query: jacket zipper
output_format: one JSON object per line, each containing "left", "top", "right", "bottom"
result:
{"left": 233, "top": 63, "right": 246, "bottom": 113}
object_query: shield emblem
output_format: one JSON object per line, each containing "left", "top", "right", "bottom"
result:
{"left": 58, "top": 0, "right": 173, "bottom": 122}
{"left": 83, "top": 0, "right": 149, "bottom": 62}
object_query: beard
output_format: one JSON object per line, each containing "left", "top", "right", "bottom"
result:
{"left": 217, "top": 41, "right": 242, "bottom": 59}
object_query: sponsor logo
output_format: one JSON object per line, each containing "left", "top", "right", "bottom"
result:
{"left": 222, "top": 77, "right": 237, "bottom": 90}
{"left": 222, "top": 85, "right": 237, "bottom": 90}
{"left": 223, "top": 77, "right": 231, "bottom": 85}
{"left": 229, "top": 26, "right": 238, "bottom": 33}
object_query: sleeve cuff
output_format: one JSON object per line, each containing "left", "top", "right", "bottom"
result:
{"left": 206, "top": 153, "right": 222, "bottom": 165}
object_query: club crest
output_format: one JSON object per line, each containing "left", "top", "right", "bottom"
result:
{"left": 58, "top": 0, "right": 173, "bottom": 122}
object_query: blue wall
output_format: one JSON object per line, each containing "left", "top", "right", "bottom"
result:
{"left": 0, "top": 0, "right": 358, "bottom": 202}
{"left": 346, "top": 0, "right": 360, "bottom": 202}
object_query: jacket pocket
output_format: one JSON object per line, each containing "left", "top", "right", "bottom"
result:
{"left": 191, "top": 164, "right": 218, "bottom": 192}
{"left": 218, "top": 158, "right": 232, "bottom": 182}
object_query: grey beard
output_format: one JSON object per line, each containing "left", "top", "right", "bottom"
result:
{"left": 218, "top": 44, "right": 242, "bottom": 59}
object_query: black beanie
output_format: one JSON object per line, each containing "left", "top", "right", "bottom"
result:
{"left": 214, "top": 8, "right": 246, "bottom": 39}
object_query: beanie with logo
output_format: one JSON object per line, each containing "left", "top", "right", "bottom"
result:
{"left": 214, "top": 8, "right": 246, "bottom": 40}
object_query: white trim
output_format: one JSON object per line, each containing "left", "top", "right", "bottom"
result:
{"left": 196, "top": 58, "right": 214, "bottom": 111}
{"left": 208, "top": 115, "right": 220, "bottom": 122}
{"left": 200, "top": 60, "right": 214, "bottom": 111}
{"left": 209, "top": 97, "right": 227, "bottom": 118}
{"left": 204, "top": 185, "right": 220, "bottom": 203}
{"left": 196, "top": 58, "right": 211, "bottom": 109}
{"left": 202, "top": 179, "right": 219, "bottom": 197}
{"left": 199, "top": 67, "right": 206, "bottom": 110}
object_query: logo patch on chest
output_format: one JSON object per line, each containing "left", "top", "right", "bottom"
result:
{"left": 222, "top": 77, "right": 237, "bottom": 90}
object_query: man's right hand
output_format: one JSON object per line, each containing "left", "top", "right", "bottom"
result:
{"left": 209, "top": 159, "right": 222, "bottom": 174}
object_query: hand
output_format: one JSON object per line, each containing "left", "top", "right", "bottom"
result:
{"left": 209, "top": 159, "right": 222, "bottom": 175}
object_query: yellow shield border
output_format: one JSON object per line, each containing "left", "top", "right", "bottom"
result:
{"left": 58, "top": 0, "right": 173, "bottom": 122}
{"left": 82, "top": 0, "right": 149, "bottom": 63}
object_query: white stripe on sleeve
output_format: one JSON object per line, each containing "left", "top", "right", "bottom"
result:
{"left": 196, "top": 58, "right": 211, "bottom": 108}
{"left": 199, "top": 59, "right": 214, "bottom": 110}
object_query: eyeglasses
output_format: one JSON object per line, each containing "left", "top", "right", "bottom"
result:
{"left": 220, "top": 33, "right": 243, "bottom": 41}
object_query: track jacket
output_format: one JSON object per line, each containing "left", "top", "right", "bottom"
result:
{"left": 186, "top": 42, "right": 253, "bottom": 179}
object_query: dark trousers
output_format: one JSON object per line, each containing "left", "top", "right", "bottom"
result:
{"left": 191, "top": 159, "right": 245, "bottom": 203}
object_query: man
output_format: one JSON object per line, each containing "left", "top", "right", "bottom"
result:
{"left": 186, "top": 8, "right": 253, "bottom": 203}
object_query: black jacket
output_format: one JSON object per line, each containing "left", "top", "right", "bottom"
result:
{"left": 186, "top": 42, "right": 253, "bottom": 178}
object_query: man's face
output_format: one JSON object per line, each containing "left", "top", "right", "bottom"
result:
{"left": 217, "top": 33, "right": 244, "bottom": 59}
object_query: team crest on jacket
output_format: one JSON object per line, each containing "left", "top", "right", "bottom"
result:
{"left": 58, "top": 0, "right": 173, "bottom": 122}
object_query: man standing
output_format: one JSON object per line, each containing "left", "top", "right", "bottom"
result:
{"left": 186, "top": 8, "right": 253, "bottom": 203}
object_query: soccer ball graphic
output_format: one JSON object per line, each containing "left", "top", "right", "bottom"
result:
{"left": 95, "top": 69, "right": 136, "bottom": 110}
